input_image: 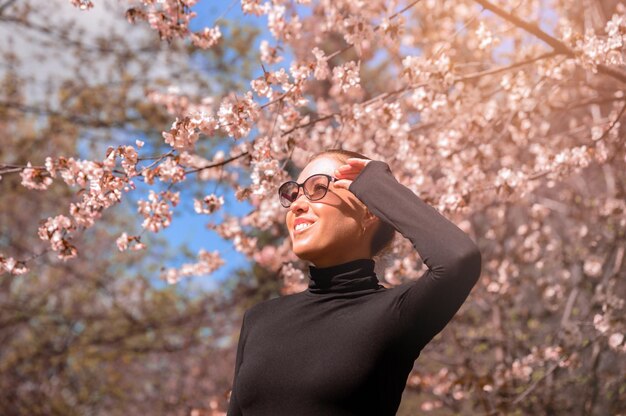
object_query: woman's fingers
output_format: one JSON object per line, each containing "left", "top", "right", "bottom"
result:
{"left": 333, "top": 179, "right": 352, "bottom": 189}
{"left": 346, "top": 157, "right": 370, "bottom": 166}
{"left": 336, "top": 168, "right": 359, "bottom": 175}
{"left": 335, "top": 158, "right": 371, "bottom": 181}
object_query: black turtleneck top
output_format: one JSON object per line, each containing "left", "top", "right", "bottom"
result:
{"left": 227, "top": 160, "right": 482, "bottom": 416}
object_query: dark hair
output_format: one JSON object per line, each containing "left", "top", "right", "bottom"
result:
{"left": 305, "top": 148, "right": 396, "bottom": 259}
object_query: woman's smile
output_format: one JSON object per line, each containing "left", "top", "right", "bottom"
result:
{"left": 294, "top": 221, "right": 317, "bottom": 236}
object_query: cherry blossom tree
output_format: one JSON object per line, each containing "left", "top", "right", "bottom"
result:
{"left": 2, "top": 0, "right": 625, "bottom": 414}
{"left": 0, "top": 0, "right": 260, "bottom": 414}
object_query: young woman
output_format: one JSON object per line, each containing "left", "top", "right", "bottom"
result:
{"left": 227, "top": 149, "right": 482, "bottom": 415}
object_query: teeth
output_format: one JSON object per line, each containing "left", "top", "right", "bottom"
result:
{"left": 295, "top": 222, "right": 313, "bottom": 231}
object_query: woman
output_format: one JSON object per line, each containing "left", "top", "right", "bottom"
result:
{"left": 227, "top": 149, "right": 482, "bottom": 415}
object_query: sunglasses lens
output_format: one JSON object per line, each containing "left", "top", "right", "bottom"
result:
{"left": 278, "top": 175, "right": 330, "bottom": 207}
{"left": 305, "top": 175, "right": 329, "bottom": 200}
{"left": 279, "top": 182, "right": 299, "bottom": 207}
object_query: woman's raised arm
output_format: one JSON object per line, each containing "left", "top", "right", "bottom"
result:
{"left": 347, "top": 160, "right": 482, "bottom": 353}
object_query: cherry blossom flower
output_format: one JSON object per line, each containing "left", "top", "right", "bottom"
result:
{"left": 161, "top": 249, "right": 225, "bottom": 284}
{"left": 217, "top": 92, "right": 260, "bottom": 139}
{"left": 378, "top": 16, "right": 404, "bottom": 44}
{"left": 137, "top": 190, "right": 179, "bottom": 233}
{"left": 69, "top": 0, "right": 93, "bottom": 10}
{"left": 593, "top": 313, "right": 610, "bottom": 334}
{"left": 157, "top": 157, "right": 186, "bottom": 183}
{"left": 251, "top": 68, "right": 289, "bottom": 98}
{"left": 116, "top": 232, "right": 146, "bottom": 252}
{"left": 608, "top": 333, "right": 624, "bottom": 351}
{"left": 475, "top": 21, "right": 499, "bottom": 50}
{"left": 37, "top": 215, "right": 77, "bottom": 260}
{"left": 267, "top": 4, "right": 302, "bottom": 42}
{"left": 332, "top": 61, "right": 361, "bottom": 93}
{"left": 0, "top": 255, "right": 28, "bottom": 276}
{"left": 162, "top": 117, "right": 200, "bottom": 150}
{"left": 311, "top": 47, "right": 330, "bottom": 80}
{"left": 342, "top": 14, "right": 374, "bottom": 56}
{"left": 279, "top": 262, "right": 307, "bottom": 295}
{"left": 583, "top": 256, "right": 603, "bottom": 277}
{"left": 241, "top": 0, "right": 267, "bottom": 16}
{"left": 259, "top": 40, "right": 284, "bottom": 64}
{"left": 208, "top": 216, "right": 258, "bottom": 257}
{"left": 194, "top": 194, "right": 224, "bottom": 215}
{"left": 20, "top": 162, "right": 53, "bottom": 190}
{"left": 191, "top": 25, "right": 222, "bottom": 49}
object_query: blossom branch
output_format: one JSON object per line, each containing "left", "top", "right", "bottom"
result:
{"left": 278, "top": 51, "right": 557, "bottom": 139}
{"left": 326, "top": 0, "right": 424, "bottom": 61}
{"left": 473, "top": 0, "right": 626, "bottom": 84}
{"left": 183, "top": 151, "right": 250, "bottom": 175}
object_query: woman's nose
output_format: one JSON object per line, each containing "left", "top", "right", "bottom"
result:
{"left": 290, "top": 190, "right": 309, "bottom": 213}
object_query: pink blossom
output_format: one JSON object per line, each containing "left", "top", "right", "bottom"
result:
{"left": 342, "top": 14, "right": 374, "bottom": 56}
{"left": 209, "top": 216, "right": 258, "bottom": 257}
{"left": 191, "top": 26, "right": 222, "bottom": 49}
{"left": 116, "top": 233, "right": 146, "bottom": 252}
{"left": 311, "top": 47, "right": 330, "bottom": 80}
{"left": 37, "top": 215, "right": 77, "bottom": 260}
{"left": 593, "top": 313, "right": 610, "bottom": 334}
{"left": 157, "top": 157, "right": 186, "bottom": 183}
{"left": 332, "top": 61, "right": 361, "bottom": 93}
{"left": 241, "top": 0, "right": 267, "bottom": 16}
{"left": 475, "top": 21, "right": 499, "bottom": 50}
{"left": 161, "top": 249, "right": 225, "bottom": 284}
{"left": 279, "top": 262, "right": 307, "bottom": 295}
{"left": 20, "top": 162, "right": 53, "bottom": 190}
{"left": 267, "top": 4, "right": 302, "bottom": 42}
{"left": 194, "top": 194, "right": 224, "bottom": 214}
{"left": 0, "top": 255, "right": 28, "bottom": 276}
{"left": 259, "top": 40, "right": 284, "bottom": 64}
{"left": 217, "top": 92, "right": 260, "bottom": 139}
{"left": 69, "top": 0, "right": 93, "bottom": 10}
{"left": 162, "top": 117, "right": 200, "bottom": 150}
{"left": 137, "top": 190, "right": 179, "bottom": 233}
{"left": 608, "top": 333, "right": 624, "bottom": 350}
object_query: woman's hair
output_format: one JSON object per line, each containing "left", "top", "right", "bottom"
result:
{"left": 305, "top": 148, "right": 397, "bottom": 259}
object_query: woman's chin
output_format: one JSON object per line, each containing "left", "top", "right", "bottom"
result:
{"left": 291, "top": 243, "right": 322, "bottom": 262}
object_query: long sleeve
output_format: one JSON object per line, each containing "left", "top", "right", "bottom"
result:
{"left": 226, "top": 309, "right": 248, "bottom": 416}
{"left": 348, "top": 160, "right": 482, "bottom": 353}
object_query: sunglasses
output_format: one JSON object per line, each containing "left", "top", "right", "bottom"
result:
{"left": 278, "top": 174, "right": 339, "bottom": 208}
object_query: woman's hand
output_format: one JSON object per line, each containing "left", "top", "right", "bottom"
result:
{"left": 332, "top": 158, "right": 372, "bottom": 190}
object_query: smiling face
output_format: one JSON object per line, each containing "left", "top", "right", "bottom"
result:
{"left": 284, "top": 155, "right": 377, "bottom": 267}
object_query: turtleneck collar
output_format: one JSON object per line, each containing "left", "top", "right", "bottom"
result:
{"left": 307, "top": 258, "right": 383, "bottom": 294}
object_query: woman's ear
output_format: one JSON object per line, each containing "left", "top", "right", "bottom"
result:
{"left": 363, "top": 208, "right": 379, "bottom": 229}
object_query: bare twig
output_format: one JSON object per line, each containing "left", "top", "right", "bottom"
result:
{"left": 511, "top": 361, "right": 561, "bottom": 405}
{"left": 183, "top": 150, "right": 249, "bottom": 175}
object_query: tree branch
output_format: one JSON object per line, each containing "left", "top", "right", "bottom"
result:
{"left": 473, "top": 0, "right": 626, "bottom": 84}
{"left": 183, "top": 150, "right": 250, "bottom": 175}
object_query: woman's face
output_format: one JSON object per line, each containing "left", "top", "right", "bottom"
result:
{"left": 284, "top": 156, "right": 374, "bottom": 267}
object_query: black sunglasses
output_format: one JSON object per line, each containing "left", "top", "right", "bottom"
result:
{"left": 278, "top": 174, "right": 339, "bottom": 208}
